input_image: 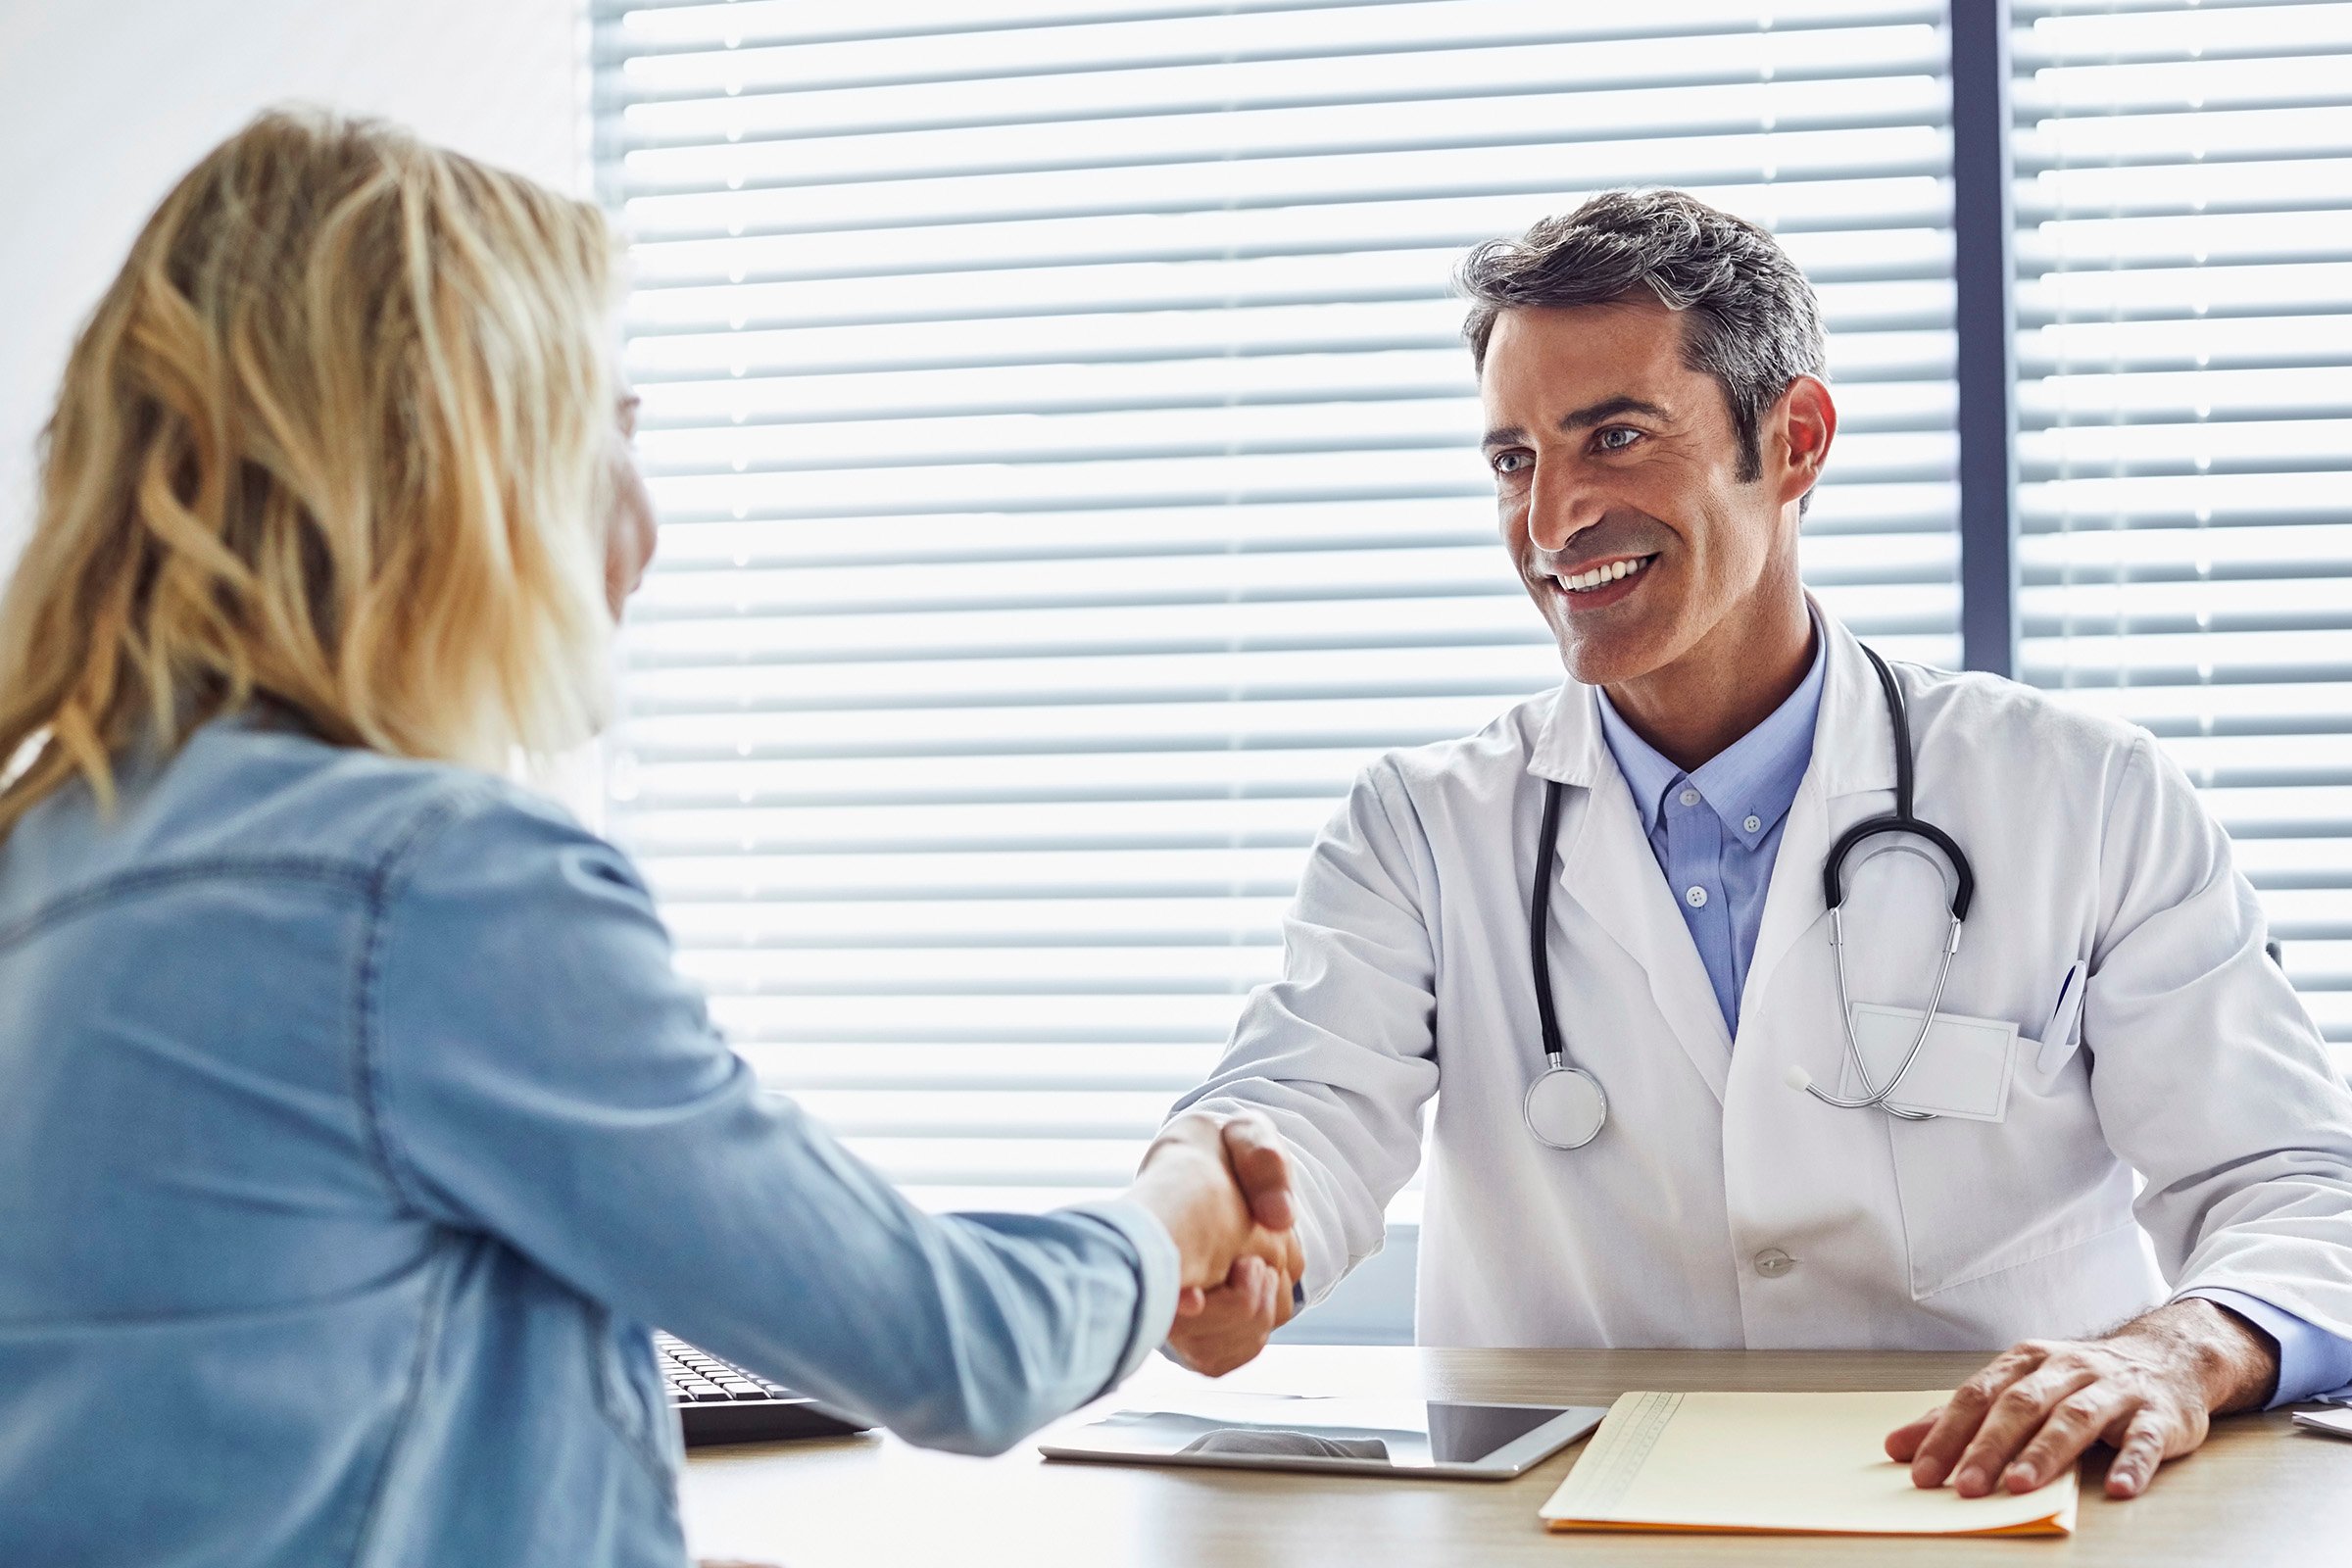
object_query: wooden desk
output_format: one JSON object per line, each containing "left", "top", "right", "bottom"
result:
{"left": 680, "top": 1346, "right": 2347, "bottom": 1567}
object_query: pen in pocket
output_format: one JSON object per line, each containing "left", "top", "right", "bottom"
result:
{"left": 2036, "top": 961, "right": 2087, "bottom": 1074}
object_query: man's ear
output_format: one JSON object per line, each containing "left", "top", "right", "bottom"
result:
{"left": 1771, "top": 374, "right": 1838, "bottom": 509}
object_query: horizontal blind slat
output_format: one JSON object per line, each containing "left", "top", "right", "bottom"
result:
{"left": 2017, "top": 0, "right": 2352, "bottom": 1038}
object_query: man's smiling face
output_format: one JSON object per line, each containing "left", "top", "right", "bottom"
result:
{"left": 1479, "top": 298, "right": 1807, "bottom": 690}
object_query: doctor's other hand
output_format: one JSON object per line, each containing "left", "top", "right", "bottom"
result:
{"left": 1126, "top": 1112, "right": 1303, "bottom": 1321}
{"left": 1885, "top": 1298, "right": 2278, "bottom": 1501}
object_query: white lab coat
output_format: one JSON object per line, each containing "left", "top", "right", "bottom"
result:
{"left": 1175, "top": 609, "right": 2352, "bottom": 1350}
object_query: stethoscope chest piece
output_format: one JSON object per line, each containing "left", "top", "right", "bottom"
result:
{"left": 1523, "top": 1064, "right": 1607, "bottom": 1150}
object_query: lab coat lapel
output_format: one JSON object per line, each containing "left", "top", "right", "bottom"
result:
{"left": 1740, "top": 608, "right": 1902, "bottom": 1023}
{"left": 1532, "top": 684, "right": 1734, "bottom": 1102}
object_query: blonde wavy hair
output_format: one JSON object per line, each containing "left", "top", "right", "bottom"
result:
{"left": 0, "top": 107, "right": 618, "bottom": 838}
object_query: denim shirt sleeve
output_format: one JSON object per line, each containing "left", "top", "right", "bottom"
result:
{"left": 363, "top": 790, "right": 1177, "bottom": 1456}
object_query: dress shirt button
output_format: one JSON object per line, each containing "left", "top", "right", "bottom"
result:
{"left": 1678, "top": 787, "right": 1702, "bottom": 807}
{"left": 1685, "top": 885, "right": 1708, "bottom": 909}
{"left": 1753, "top": 1248, "right": 1795, "bottom": 1278}
{"left": 1743, "top": 813, "right": 1762, "bottom": 834}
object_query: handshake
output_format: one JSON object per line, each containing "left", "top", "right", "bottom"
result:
{"left": 1122, "top": 1111, "right": 1306, "bottom": 1377}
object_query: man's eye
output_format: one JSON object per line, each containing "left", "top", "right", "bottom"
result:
{"left": 1596, "top": 426, "right": 1642, "bottom": 452}
{"left": 1492, "top": 451, "right": 1533, "bottom": 475}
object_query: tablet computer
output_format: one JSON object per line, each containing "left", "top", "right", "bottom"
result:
{"left": 1039, "top": 1393, "right": 1605, "bottom": 1480}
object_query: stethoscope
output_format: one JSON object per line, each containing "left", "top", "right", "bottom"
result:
{"left": 1522, "top": 644, "right": 1977, "bottom": 1150}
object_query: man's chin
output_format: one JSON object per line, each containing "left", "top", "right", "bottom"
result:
{"left": 1554, "top": 627, "right": 1674, "bottom": 690}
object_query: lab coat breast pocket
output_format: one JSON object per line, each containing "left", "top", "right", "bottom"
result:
{"left": 1878, "top": 1038, "right": 2132, "bottom": 1301}
{"left": 1833, "top": 1005, "right": 2018, "bottom": 1121}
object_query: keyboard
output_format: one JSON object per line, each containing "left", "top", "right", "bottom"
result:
{"left": 656, "top": 1330, "right": 870, "bottom": 1447}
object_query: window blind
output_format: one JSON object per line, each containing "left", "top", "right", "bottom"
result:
{"left": 590, "top": 0, "right": 1962, "bottom": 1213}
{"left": 2011, "top": 0, "right": 2352, "bottom": 1053}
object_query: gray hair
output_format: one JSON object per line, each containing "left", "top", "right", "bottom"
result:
{"left": 1456, "top": 189, "right": 1827, "bottom": 486}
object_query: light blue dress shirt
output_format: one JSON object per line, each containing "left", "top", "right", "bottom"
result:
{"left": 1595, "top": 633, "right": 1826, "bottom": 1038}
{"left": 0, "top": 713, "right": 1177, "bottom": 1567}
{"left": 1593, "top": 637, "right": 2352, "bottom": 1409}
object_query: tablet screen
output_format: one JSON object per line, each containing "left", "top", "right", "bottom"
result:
{"left": 1055, "top": 1398, "right": 1577, "bottom": 1470}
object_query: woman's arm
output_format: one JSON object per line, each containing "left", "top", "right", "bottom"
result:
{"left": 364, "top": 787, "right": 1296, "bottom": 1455}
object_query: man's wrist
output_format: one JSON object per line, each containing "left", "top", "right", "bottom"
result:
{"left": 2134, "top": 1298, "right": 2280, "bottom": 1413}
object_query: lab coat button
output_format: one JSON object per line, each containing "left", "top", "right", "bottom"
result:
{"left": 1753, "top": 1248, "right": 1795, "bottom": 1278}
{"left": 1685, "top": 886, "right": 1708, "bottom": 908}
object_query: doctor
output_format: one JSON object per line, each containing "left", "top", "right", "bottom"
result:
{"left": 1161, "top": 190, "right": 2352, "bottom": 1501}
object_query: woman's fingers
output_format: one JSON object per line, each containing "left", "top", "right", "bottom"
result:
{"left": 1169, "top": 1259, "right": 1285, "bottom": 1376}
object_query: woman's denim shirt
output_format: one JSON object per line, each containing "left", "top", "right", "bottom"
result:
{"left": 0, "top": 715, "right": 1175, "bottom": 1566}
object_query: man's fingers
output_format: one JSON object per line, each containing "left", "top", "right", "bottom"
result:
{"left": 2104, "top": 1408, "right": 2172, "bottom": 1499}
{"left": 1885, "top": 1407, "right": 1942, "bottom": 1463}
{"left": 1948, "top": 1364, "right": 2100, "bottom": 1496}
{"left": 1175, "top": 1285, "right": 1206, "bottom": 1318}
{"left": 1218, "top": 1115, "right": 1296, "bottom": 1232}
{"left": 1237, "top": 1220, "right": 1304, "bottom": 1283}
{"left": 2000, "top": 1384, "right": 2133, "bottom": 1494}
{"left": 1908, "top": 1344, "right": 2049, "bottom": 1489}
{"left": 1230, "top": 1223, "right": 1306, "bottom": 1327}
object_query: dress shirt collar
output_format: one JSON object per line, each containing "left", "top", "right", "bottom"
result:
{"left": 1594, "top": 621, "right": 1828, "bottom": 850}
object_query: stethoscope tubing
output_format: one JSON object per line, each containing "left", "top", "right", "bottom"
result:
{"left": 1528, "top": 763, "right": 1571, "bottom": 1073}
{"left": 1527, "top": 641, "right": 1978, "bottom": 1143}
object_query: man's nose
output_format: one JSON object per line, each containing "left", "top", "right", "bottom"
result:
{"left": 1525, "top": 460, "right": 1603, "bottom": 554}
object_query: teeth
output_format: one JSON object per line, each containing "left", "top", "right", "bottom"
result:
{"left": 1557, "top": 555, "right": 1652, "bottom": 593}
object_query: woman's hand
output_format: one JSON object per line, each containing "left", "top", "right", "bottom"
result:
{"left": 1164, "top": 1254, "right": 1298, "bottom": 1377}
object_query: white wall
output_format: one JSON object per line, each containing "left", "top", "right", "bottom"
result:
{"left": 0, "top": 0, "right": 582, "bottom": 564}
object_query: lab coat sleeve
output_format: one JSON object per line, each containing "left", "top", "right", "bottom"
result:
{"left": 2083, "top": 732, "right": 2352, "bottom": 1341}
{"left": 1167, "top": 759, "right": 1444, "bottom": 1303}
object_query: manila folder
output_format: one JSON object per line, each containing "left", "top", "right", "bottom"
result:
{"left": 1540, "top": 1390, "right": 2078, "bottom": 1537}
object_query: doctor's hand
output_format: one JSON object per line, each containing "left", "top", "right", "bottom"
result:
{"left": 1126, "top": 1112, "right": 1304, "bottom": 1334}
{"left": 1886, "top": 1298, "right": 2279, "bottom": 1501}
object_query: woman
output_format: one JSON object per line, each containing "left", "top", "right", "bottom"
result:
{"left": 0, "top": 110, "right": 1299, "bottom": 1566}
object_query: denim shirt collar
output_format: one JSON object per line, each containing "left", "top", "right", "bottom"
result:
{"left": 1594, "top": 624, "right": 1828, "bottom": 851}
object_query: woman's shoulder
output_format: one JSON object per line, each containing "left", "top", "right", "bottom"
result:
{"left": 103, "top": 712, "right": 607, "bottom": 891}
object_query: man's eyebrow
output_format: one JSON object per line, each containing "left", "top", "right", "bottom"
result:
{"left": 1560, "top": 396, "right": 1670, "bottom": 431}
{"left": 1480, "top": 425, "right": 1527, "bottom": 451}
